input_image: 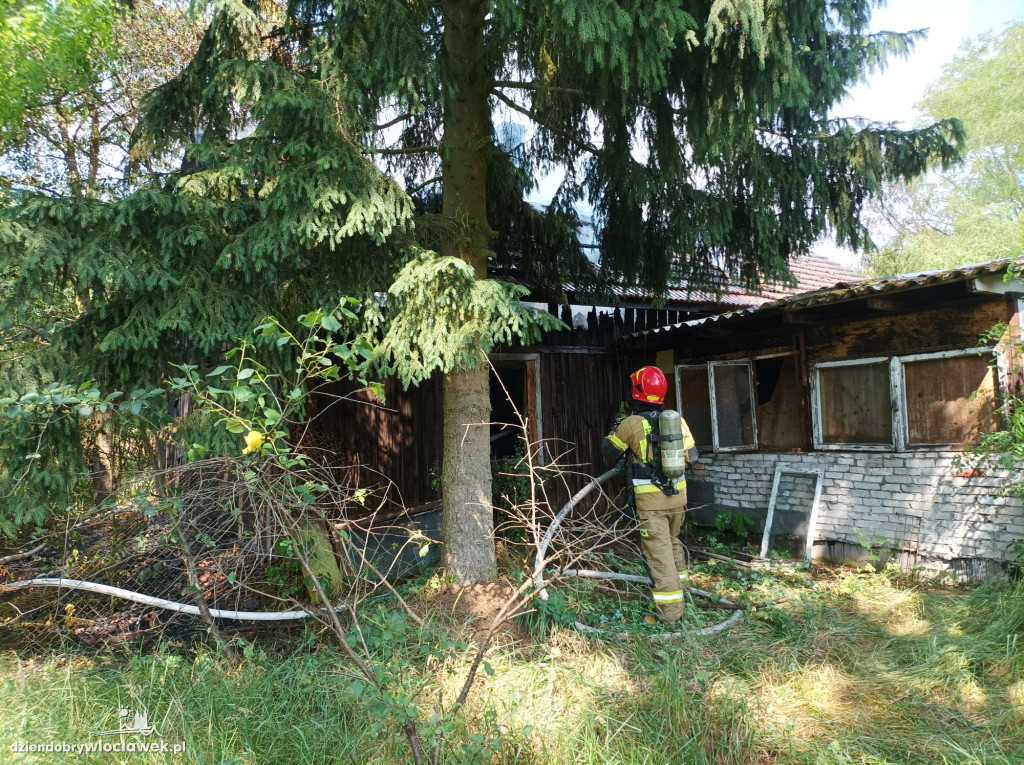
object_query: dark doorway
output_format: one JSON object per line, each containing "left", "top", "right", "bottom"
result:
{"left": 490, "top": 364, "right": 527, "bottom": 459}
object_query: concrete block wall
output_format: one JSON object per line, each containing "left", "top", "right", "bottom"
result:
{"left": 688, "top": 451, "right": 1024, "bottom": 579}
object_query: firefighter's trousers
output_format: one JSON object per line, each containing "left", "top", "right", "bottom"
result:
{"left": 638, "top": 506, "right": 688, "bottom": 621}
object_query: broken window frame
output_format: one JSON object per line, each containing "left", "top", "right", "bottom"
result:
{"left": 811, "top": 347, "right": 1000, "bottom": 451}
{"left": 674, "top": 360, "right": 758, "bottom": 453}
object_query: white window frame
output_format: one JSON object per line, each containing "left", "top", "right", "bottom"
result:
{"left": 811, "top": 347, "right": 998, "bottom": 452}
{"left": 897, "top": 347, "right": 1000, "bottom": 449}
{"left": 810, "top": 355, "right": 895, "bottom": 452}
{"left": 675, "top": 360, "right": 758, "bottom": 453}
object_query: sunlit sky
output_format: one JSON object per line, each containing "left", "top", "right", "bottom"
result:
{"left": 520, "top": 1, "right": 1024, "bottom": 273}
{"left": 811, "top": 0, "right": 1024, "bottom": 269}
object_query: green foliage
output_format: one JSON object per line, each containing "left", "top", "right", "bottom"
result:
{"left": 264, "top": 539, "right": 307, "bottom": 600}
{"left": 0, "top": 382, "right": 165, "bottom": 536}
{"left": 518, "top": 587, "right": 577, "bottom": 637}
{"left": 0, "top": 303, "right": 373, "bottom": 535}
{"left": 866, "top": 23, "right": 1024, "bottom": 276}
{"left": 713, "top": 509, "right": 758, "bottom": 540}
{"left": 0, "top": 0, "right": 116, "bottom": 140}
{"left": 953, "top": 262, "right": 1024, "bottom": 506}
{"left": 856, "top": 532, "right": 890, "bottom": 565}
{"left": 961, "top": 279, "right": 1024, "bottom": 502}
{"left": 0, "top": 0, "right": 202, "bottom": 197}
{"left": 169, "top": 301, "right": 378, "bottom": 458}
{"left": 129, "top": 0, "right": 964, "bottom": 297}
{"left": 373, "top": 253, "right": 563, "bottom": 386}
{"left": 344, "top": 605, "right": 515, "bottom": 764}
{"left": 492, "top": 447, "right": 536, "bottom": 518}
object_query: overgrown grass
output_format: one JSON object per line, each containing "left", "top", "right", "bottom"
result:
{"left": 2, "top": 566, "right": 1022, "bottom": 764}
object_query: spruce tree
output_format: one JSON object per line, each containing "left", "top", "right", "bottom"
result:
{"left": 2, "top": 0, "right": 964, "bottom": 579}
{"left": 0, "top": 0, "right": 202, "bottom": 512}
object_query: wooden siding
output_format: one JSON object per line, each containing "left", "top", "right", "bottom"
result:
{"left": 302, "top": 348, "right": 647, "bottom": 515}
{"left": 681, "top": 296, "right": 1008, "bottom": 364}
{"left": 802, "top": 300, "right": 1007, "bottom": 362}
{"left": 304, "top": 376, "right": 444, "bottom": 511}
{"left": 903, "top": 355, "right": 1000, "bottom": 444}
{"left": 537, "top": 349, "right": 646, "bottom": 511}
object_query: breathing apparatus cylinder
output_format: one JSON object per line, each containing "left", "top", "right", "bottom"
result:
{"left": 658, "top": 409, "right": 686, "bottom": 479}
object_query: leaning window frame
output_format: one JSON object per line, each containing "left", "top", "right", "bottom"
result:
{"left": 811, "top": 347, "right": 1000, "bottom": 452}
{"left": 675, "top": 361, "right": 758, "bottom": 453}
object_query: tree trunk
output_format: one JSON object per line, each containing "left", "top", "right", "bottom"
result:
{"left": 90, "top": 409, "right": 116, "bottom": 507}
{"left": 439, "top": 0, "right": 497, "bottom": 583}
{"left": 442, "top": 368, "right": 496, "bottom": 583}
{"left": 72, "top": 279, "right": 117, "bottom": 506}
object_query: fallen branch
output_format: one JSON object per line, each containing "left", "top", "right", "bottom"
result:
{"left": 533, "top": 468, "right": 619, "bottom": 599}
{"left": 0, "top": 543, "right": 46, "bottom": 566}
{"left": 649, "top": 609, "right": 745, "bottom": 639}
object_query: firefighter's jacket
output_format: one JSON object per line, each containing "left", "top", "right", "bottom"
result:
{"left": 603, "top": 413, "right": 696, "bottom": 512}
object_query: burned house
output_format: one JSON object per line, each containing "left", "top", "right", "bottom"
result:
{"left": 626, "top": 257, "right": 1024, "bottom": 580}
{"left": 310, "top": 255, "right": 864, "bottom": 514}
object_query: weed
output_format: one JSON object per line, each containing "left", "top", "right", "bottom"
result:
{"left": 3, "top": 566, "right": 1023, "bottom": 763}
{"left": 713, "top": 509, "right": 758, "bottom": 540}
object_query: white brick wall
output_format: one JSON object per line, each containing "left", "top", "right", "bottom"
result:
{"left": 690, "top": 451, "right": 1024, "bottom": 578}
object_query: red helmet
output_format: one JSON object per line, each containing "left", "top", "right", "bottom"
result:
{"left": 631, "top": 366, "right": 667, "bottom": 405}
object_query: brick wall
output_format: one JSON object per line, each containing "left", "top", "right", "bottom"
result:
{"left": 687, "top": 451, "right": 1024, "bottom": 580}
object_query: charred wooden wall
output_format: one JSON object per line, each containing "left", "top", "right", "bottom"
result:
{"left": 536, "top": 349, "right": 647, "bottom": 510}
{"left": 304, "top": 376, "right": 444, "bottom": 511}
{"left": 304, "top": 347, "right": 650, "bottom": 515}
{"left": 802, "top": 299, "right": 1008, "bottom": 361}
{"left": 682, "top": 295, "right": 1010, "bottom": 364}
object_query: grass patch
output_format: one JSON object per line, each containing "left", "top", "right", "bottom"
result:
{"left": 1, "top": 565, "right": 1022, "bottom": 763}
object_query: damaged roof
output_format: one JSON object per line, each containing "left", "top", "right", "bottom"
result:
{"left": 629, "top": 256, "right": 1022, "bottom": 340}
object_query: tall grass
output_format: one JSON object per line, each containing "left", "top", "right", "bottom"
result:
{"left": 1, "top": 568, "right": 1022, "bottom": 764}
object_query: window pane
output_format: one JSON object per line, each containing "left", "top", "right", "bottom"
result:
{"left": 712, "top": 364, "right": 755, "bottom": 448}
{"left": 677, "top": 367, "right": 713, "bottom": 447}
{"left": 819, "top": 363, "right": 892, "bottom": 445}
{"left": 904, "top": 355, "right": 1000, "bottom": 445}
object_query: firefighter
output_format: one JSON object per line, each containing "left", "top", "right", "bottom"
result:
{"left": 602, "top": 366, "right": 698, "bottom": 622}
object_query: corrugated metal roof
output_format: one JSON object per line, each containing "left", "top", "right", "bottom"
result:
{"left": 631, "top": 256, "right": 1022, "bottom": 339}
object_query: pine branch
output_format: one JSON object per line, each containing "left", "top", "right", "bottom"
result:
{"left": 375, "top": 113, "right": 416, "bottom": 131}
{"left": 493, "top": 81, "right": 586, "bottom": 95}
{"left": 362, "top": 146, "right": 439, "bottom": 156}
{"left": 406, "top": 176, "right": 441, "bottom": 196}
{"left": 490, "top": 90, "right": 601, "bottom": 156}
